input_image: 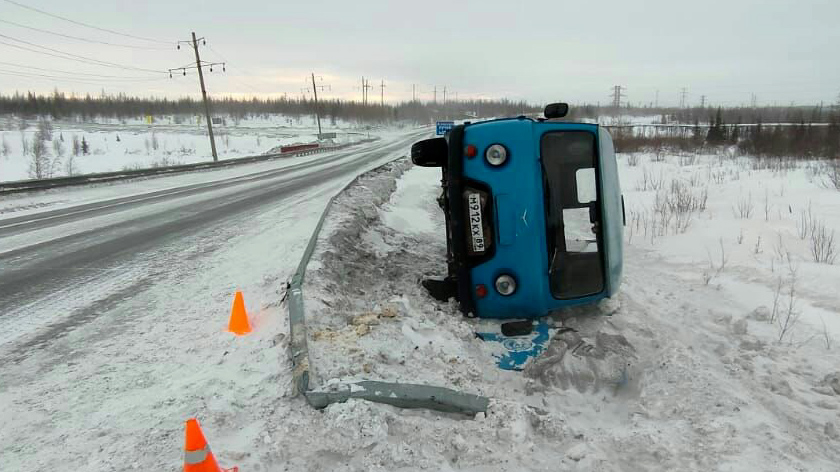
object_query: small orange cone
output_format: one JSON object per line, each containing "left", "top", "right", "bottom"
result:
{"left": 227, "top": 290, "right": 251, "bottom": 335}
{"left": 184, "top": 418, "right": 237, "bottom": 472}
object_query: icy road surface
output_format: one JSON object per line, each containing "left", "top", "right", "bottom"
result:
{"left": 0, "top": 129, "right": 426, "bottom": 471}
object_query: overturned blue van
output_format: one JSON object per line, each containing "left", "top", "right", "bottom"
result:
{"left": 412, "top": 103, "right": 624, "bottom": 320}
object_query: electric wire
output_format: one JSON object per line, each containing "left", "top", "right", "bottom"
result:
{"left": 0, "top": 60, "right": 166, "bottom": 79}
{"left": 0, "top": 18, "right": 171, "bottom": 51}
{"left": 0, "top": 34, "right": 168, "bottom": 74}
{"left": 0, "top": 70, "right": 169, "bottom": 87}
{"left": 205, "top": 44, "right": 267, "bottom": 95}
{"left": 1, "top": 0, "right": 171, "bottom": 45}
{"left": 0, "top": 68, "right": 170, "bottom": 82}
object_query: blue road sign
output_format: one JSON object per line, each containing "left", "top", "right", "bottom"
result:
{"left": 436, "top": 121, "right": 455, "bottom": 135}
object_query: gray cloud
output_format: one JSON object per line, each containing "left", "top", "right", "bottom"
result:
{"left": 0, "top": 0, "right": 837, "bottom": 106}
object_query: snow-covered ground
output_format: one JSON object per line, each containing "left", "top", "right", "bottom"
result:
{"left": 0, "top": 131, "right": 426, "bottom": 472}
{"left": 297, "top": 151, "right": 840, "bottom": 470}
{"left": 2, "top": 130, "right": 838, "bottom": 471}
{"left": 0, "top": 114, "right": 404, "bottom": 182}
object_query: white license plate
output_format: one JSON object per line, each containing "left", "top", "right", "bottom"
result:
{"left": 467, "top": 193, "right": 486, "bottom": 253}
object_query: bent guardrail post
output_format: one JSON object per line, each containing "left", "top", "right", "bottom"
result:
{"left": 286, "top": 155, "right": 491, "bottom": 416}
{"left": 305, "top": 381, "right": 490, "bottom": 415}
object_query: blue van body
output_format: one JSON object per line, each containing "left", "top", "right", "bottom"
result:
{"left": 415, "top": 115, "right": 624, "bottom": 320}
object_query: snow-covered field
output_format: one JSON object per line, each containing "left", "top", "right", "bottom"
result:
{"left": 297, "top": 151, "right": 840, "bottom": 470}
{"left": 0, "top": 114, "right": 395, "bottom": 182}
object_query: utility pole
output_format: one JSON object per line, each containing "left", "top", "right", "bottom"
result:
{"left": 380, "top": 79, "right": 386, "bottom": 106}
{"left": 311, "top": 73, "right": 321, "bottom": 136}
{"left": 308, "top": 73, "right": 330, "bottom": 137}
{"left": 443, "top": 86, "right": 447, "bottom": 104}
{"left": 655, "top": 89, "right": 659, "bottom": 108}
{"left": 171, "top": 32, "right": 225, "bottom": 162}
{"left": 361, "top": 76, "right": 365, "bottom": 104}
{"left": 433, "top": 86, "right": 437, "bottom": 104}
{"left": 680, "top": 87, "right": 688, "bottom": 108}
{"left": 412, "top": 84, "right": 416, "bottom": 102}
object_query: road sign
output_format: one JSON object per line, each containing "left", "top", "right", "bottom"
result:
{"left": 436, "top": 121, "right": 455, "bottom": 136}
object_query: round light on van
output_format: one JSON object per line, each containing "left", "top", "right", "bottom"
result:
{"left": 495, "top": 275, "right": 517, "bottom": 296}
{"left": 485, "top": 144, "right": 508, "bottom": 166}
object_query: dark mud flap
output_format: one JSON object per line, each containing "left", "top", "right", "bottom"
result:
{"left": 421, "top": 277, "right": 458, "bottom": 302}
{"left": 475, "top": 320, "right": 556, "bottom": 371}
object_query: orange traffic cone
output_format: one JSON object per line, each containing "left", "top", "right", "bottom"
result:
{"left": 184, "top": 418, "right": 238, "bottom": 472}
{"left": 227, "top": 290, "right": 251, "bottom": 335}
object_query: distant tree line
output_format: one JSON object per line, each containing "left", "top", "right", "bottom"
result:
{"left": 0, "top": 91, "right": 539, "bottom": 124}
{"left": 611, "top": 106, "right": 840, "bottom": 159}
{"left": 568, "top": 103, "right": 838, "bottom": 125}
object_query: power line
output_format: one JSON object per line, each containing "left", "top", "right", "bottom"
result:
{"left": 0, "top": 34, "right": 167, "bottom": 74}
{"left": 1, "top": 0, "right": 171, "bottom": 45}
{"left": 0, "top": 70, "right": 168, "bottom": 87}
{"left": 0, "top": 60, "right": 165, "bottom": 79}
{"left": 0, "top": 68, "right": 169, "bottom": 82}
{"left": 204, "top": 44, "right": 266, "bottom": 95}
{"left": 0, "top": 19, "right": 171, "bottom": 50}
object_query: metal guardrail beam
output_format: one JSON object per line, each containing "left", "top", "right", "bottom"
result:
{"left": 0, "top": 139, "right": 379, "bottom": 195}
{"left": 286, "top": 156, "right": 491, "bottom": 417}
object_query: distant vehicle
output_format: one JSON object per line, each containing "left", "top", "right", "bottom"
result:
{"left": 412, "top": 103, "right": 625, "bottom": 320}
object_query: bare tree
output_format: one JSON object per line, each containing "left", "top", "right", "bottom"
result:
{"left": 64, "top": 154, "right": 78, "bottom": 176}
{"left": 824, "top": 160, "right": 840, "bottom": 190}
{"left": 29, "top": 136, "right": 50, "bottom": 179}
{"left": 52, "top": 139, "right": 64, "bottom": 158}
{"left": 0, "top": 134, "right": 10, "bottom": 157}
{"left": 810, "top": 220, "right": 837, "bottom": 264}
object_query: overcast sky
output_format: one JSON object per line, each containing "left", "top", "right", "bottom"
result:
{"left": 0, "top": 0, "right": 838, "bottom": 107}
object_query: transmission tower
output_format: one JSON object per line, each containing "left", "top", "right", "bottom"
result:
{"left": 170, "top": 32, "right": 226, "bottom": 162}
{"left": 680, "top": 87, "right": 688, "bottom": 108}
{"left": 610, "top": 85, "right": 626, "bottom": 109}
{"left": 364, "top": 78, "right": 372, "bottom": 105}
{"left": 380, "top": 79, "right": 386, "bottom": 106}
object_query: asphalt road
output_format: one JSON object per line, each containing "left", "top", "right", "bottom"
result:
{"left": 0, "top": 131, "right": 425, "bottom": 357}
